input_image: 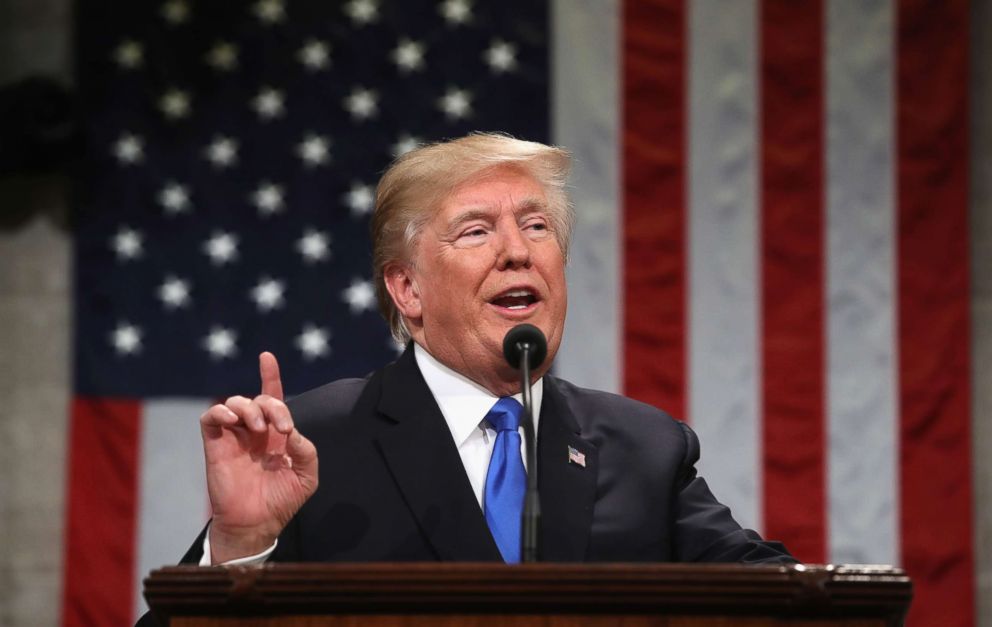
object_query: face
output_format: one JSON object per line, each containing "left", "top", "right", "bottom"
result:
{"left": 384, "top": 166, "right": 567, "bottom": 396}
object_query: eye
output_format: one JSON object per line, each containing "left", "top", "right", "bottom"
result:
{"left": 460, "top": 226, "right": 489, "bottom": 239}
{"left": 523, "top": 218, "right": 550, "bottom": 236}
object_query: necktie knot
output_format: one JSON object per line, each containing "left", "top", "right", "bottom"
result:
{"left": 487, "top": 397, "right": 524, "bottom": 433}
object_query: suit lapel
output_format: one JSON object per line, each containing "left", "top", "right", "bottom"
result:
{"left": 374, "top": 346, "right": 502, "bottom": 561}
{"left": 537, "top": 377, "right": 599, "bottom": 561}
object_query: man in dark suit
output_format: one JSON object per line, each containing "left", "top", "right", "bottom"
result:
{"left": 191, "top": 133, "right": 792, "bottom": 568}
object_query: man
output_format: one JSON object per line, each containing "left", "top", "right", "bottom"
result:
{"left": 188, "top": 133, "right": 792, "bottom": 568}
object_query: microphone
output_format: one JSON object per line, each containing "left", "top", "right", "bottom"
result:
{"left": 502, "top": 324, "right": 547, "bottom": 563}
{"left": 503, "top": 323, "right": 548, "bottom": 371}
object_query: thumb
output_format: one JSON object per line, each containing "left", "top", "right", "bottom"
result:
{"left": 286, "top": 428, "right": 318, "bottom": 488}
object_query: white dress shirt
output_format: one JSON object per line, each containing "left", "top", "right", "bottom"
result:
{"left": 414, "top": 343, "right": 542, "bottom": 507}
{"left": 201, "top": 343, "right": 542, "bottom": 565}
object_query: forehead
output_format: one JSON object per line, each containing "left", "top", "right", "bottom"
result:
{"left": 436, "top": 166, "right": 547, "bottom": 217}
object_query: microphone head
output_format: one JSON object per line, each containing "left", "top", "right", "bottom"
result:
{"left": 503, "top": 324, "right": 548, "bottom": 370}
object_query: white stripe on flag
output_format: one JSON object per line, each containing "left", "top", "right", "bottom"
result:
{"left": 552, "top": 0, "right": 622, "bottom": 393}
{"left": 687, "top": 0, "right": 762, "bottom": 532}
{"left": 133, "top": 399, "right": 210, "bottom": 621}
{"left": 825, "top": 0, "right": 899, "bottom": 565}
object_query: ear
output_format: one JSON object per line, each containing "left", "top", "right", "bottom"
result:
{"left": 383, "top": 262, "right": 422, "bottom": 322}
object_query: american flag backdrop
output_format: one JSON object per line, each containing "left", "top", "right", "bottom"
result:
{"left": 63, "top": 1, "right": 975, "bottom": 626}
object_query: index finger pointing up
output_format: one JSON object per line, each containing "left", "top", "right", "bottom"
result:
{"left": 259, "top": 351, "right": 284, "bottom": 401}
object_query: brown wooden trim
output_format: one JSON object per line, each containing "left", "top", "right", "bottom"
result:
{"left": 145, "top": 563, "right": 911, "bottom": 626}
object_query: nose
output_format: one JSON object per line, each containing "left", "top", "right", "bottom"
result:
{"left": 496, "top": 222, "right": 531, "bottom": 270}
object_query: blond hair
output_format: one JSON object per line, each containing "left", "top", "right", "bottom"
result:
{"left": 371, "top": 133, "right": 573, "bottom": 342}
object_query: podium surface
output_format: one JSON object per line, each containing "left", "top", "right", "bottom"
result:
{"left": 144, "top": 563, "right": 911, "bottom": 626}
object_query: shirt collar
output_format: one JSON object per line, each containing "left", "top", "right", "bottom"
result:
{"left": 413, "top": 342, "right": 543, "bottom": 448}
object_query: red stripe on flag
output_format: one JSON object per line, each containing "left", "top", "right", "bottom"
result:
{"left": 622, "top": 0, "right": 687, "bottom": 418}
{"left": 759, "top": 0, "right": 826, "bottom": 563}
{"left": 62, "top": 398, "right": 141, "bottom": 627}
{"left": 896, "top": 1, "right": 974, "bottom": 625}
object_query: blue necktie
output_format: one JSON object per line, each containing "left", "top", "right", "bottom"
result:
{"left": 483, "top": 397, "right": 527, "bottom": 563}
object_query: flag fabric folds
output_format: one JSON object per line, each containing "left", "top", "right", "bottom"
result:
{"left": 557, "top": 1, "right": 973, "bottom": 626}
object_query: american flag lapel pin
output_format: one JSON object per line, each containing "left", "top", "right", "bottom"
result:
{"left": 567, "top": 445, "right": 586, "bottom": 468}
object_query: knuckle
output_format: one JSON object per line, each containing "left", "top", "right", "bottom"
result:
{"left": 201, "top": 404, "right": 226, "bottom": 421}
{"left": 224, "top": 395, "right": 246, "bottom": 407}
{"left": 257, "top": 395, "right": 290, "bottom": 418}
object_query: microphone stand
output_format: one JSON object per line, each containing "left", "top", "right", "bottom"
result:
{"left": 518, "top": 344, "right": 540, "bottom": 563}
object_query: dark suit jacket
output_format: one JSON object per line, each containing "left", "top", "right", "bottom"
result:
{"left": 139, "top": 347, "right": 794, "bottom": 625}
{"left": 179, "top": 345, "right": 793, "bottom": 565}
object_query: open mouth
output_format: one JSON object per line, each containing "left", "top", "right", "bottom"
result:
{"left": 490, "top": 288, "right": 539, "bottom": 311}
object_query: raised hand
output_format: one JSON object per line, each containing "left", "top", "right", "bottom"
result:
{"left": 199, "top": 352, "right": 318, "bottom": 563}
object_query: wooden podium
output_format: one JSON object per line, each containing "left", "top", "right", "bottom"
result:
{"left": 144, "top": 563, "right": 911, "bottom": 626}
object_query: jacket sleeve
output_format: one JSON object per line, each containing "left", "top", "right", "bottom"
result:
{"left": 671, "top": 421, "right": 797, "bottom": 564}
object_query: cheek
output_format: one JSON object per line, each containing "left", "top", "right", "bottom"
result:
{"left": 542, "top": 255, "right": 567, "bottom": 291}
{"left": 546, "top": 267, "right": 568, "bottom": 316}
{"left": 429, "top": 277, "right": 478, "bottom": 322}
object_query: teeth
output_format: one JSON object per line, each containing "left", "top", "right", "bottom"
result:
{"left": 491, "top": 288, "right": 536, "bottom": 310}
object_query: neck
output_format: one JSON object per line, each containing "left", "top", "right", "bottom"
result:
{"left": 412, "top": 341, "right": 546, "bottom": 397}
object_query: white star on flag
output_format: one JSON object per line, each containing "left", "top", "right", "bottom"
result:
{"left": 112, "top": 133, "right": 144, "bottom": 164}
{"left": 345, "top": 183, "right": 374, "bottom": 216}
{"left": 206, "top": 41, "right": 239, "bottom": 71}
{"left": 296, "top": 324, "right": 331, "bottom": 360}
{"left": 298, "top": 39, "right": 330, "bottom": 71}
{"left": 296, "top": 228, "right": 330, "bottom": 263}
{"left": 252, "top": 182, "right": 285, "bottom": 216}
{"left": 160, "top": 0, "right": 190, "bottom": 25}
{"left": 343, "top": 87, "right": 378, "bottom": 120}
{"left": 113, "top": 40, "right": 143, "bottom": 69}
{"left": 203, "top": 326, "right": 237, "bottom": 359}
{"left": 392, "top": 39, "right": 425, "bottom": 72}
{"left": 439, "top": 87, "right": 472, "bottom": 120}
{"left": 159, "top": 88, "right": 191, "bottom": 119}
{"left": 439, "top": 0, "right": 472, "bottom": 25}
{"left": 203, "top": 231, "right": 239, "bottom": 265}
{"left": 485, "top": 40, "right": 517, "bottom": 73}
{"left": 205, "top": 136, "right": 238, "bottom": 168}
{"left": 158, "top": 276, "right": 192, "bottom": 309}
{"left": 110, "top": 322, "right": 142, "bottom": 355}
{"left": 392, "top": 134, "right": 421, "bottom": 157}
{"left": 297, "top": 134, "right": 330, "bottom": 166}
{"left": 252, "top": 87, "right": 285, "bottom": 120}
{"left": 252, "top": 0, "right": 285, "bottom": 24}
{"left": 111, "top": 226, "right": 143, "bottom": 260}
{"left": 344, "top": 0, "right": 378, "bottom": 25}
{"left": 250, "top": 277, "right": 286, "bottom": 312}
{"left": 158, "top": 182, "right": 191, "bottom": 214}
{"left": 343, "top": 279, "right": 376, "bottom": 314}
